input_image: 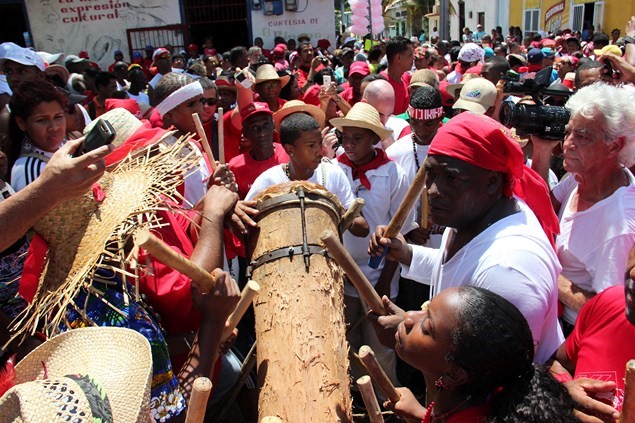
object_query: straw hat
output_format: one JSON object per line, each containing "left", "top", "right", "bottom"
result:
{"left": 0, "top": 327, "right": 152, "bottom": 423}
{"left": 273, "top": 99, "right": 326, "bottom": 131}
{"left": 12, "top": 134, "right": 199, "bottom": 340}
{"left": 84, "top": 107, "right": 143, "bottom": 148}
{"left": 255, "top": 64, "right": 290, "bottom": 88}
{"left": 330, "top": 102, "right": 392, "bottom": 141}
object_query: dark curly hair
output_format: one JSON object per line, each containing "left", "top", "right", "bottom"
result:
{"left": 448, "top": 287, "right": 577, "bottom": 422}
{"left": 6, "top": 80, "right": 67, "bottom": 172}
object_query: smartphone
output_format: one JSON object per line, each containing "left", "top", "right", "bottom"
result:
{"left": 74, "top": 119, "right": 116, "bottom": 157}
{"left": 235, "top": 72, "right": 253, "bottom": 89}
{"left": 323, "top": 75, "right": 331, "bottom": 86}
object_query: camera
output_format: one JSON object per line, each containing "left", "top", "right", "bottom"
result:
{"left": 500, "top": 67, "right": 572, "bottom": 140}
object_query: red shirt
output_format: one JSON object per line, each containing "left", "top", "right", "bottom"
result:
{"left": 340, "top": 86, "right": 361, "bottom": 106}
{"left": 229, "top": 143, "right": 289, "bottom": 199}
{"left": 380, "top": 70, "right": 411, "bottom": 114}
{"left": 565, "top": 286, "right": 634, "bottom": 412}
{"left": 295, "top": 67, "right": 310, "bottom": 90}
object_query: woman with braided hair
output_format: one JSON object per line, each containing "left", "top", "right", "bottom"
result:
{"left": 388, "top": 286, "right": 577, "bottom": 422}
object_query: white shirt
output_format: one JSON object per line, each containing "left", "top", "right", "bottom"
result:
{"left": 384, "top": 116, "right": 410, "bottom": 145}
{"left": 128, "top": 91, "right": 150, "bottom": 108}
{"left": 338, "top": 158, "right": 417, "bottom": 298}
{"left": 245, "top": 159, "right": 356, "bottom": 209}
{"left": 11, "top": 146, "right": 55, "bottom": 192}
{"left": 555, "top": 169, "right": 635, "bottom": 324}
{"left": 401, "top": 201, "right": 564, "bottom": 363}
{"left": 149, "top": 73, "right": 164, "bottom": 89}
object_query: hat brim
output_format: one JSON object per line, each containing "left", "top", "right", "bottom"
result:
{"left": 274, "top": 103, "right": 326, "bottom": 132}
{"left": 329, "top": 117, "right": 392, "bottom": 141}
{"left": 452, "top": 99, "right": 487, "bottom": 114}
{"left": 256, "top": 74, "right": 290, "bottom": 89}
{"left": 446, "top": 83, "right": 463, "bottom": 98}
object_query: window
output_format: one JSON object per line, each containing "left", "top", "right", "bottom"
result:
{"left": 523, "top": 8, "right": 540, "bottom": 33}
{"left": 478, "top": 12, "right": 485, "bottom": 28}
{"left": 571, "top": 4, "right": 584, "bottom": 32}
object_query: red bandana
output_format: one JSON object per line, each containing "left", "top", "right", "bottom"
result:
{"left": 338, "top": 148, "right": 391, "bottom": 190}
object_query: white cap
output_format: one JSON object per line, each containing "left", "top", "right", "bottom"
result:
{"left": 458, "top": 43, "right": 485, "bottom": 63}
{"left": 453, "top": 78, "right": 497, "bottom": 114}
{"left": 37, "top": 51, "right": 65, "bottom": 66}
{"left": 0, "top": 42, "right": 45, "bottom": 71}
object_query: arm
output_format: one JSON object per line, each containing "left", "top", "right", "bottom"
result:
{"left": 558, "top": 274, "right": 595, "bottom": 313}
{"left": 300, "top": 57, "right": 322, "bottom": 94}
{"left": 0, "top": 139, "right": 111, "bottom": 252}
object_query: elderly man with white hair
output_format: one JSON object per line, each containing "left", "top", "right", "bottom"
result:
{"left": 361, "top": 79, "right": 410, "bottom": 149}
{"left": 531, "top": 83, "right": 635, "bottom": 335}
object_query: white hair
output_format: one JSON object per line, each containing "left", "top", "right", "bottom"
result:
{"left": 565, "top": 83, "right": 635, "bottom": 167}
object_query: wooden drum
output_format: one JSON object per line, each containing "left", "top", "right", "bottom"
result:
{"left": 249, "top": 181, "right": 352, "bottom": 422}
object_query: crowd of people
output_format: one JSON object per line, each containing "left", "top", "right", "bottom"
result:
{"left": 0, "top": 15, "right": 634, "bottom": 422}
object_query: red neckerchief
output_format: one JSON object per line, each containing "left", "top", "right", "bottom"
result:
{"left": 338, "top": 148, "right": 391, "bottom": 190}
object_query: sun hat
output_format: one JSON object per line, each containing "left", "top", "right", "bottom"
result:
{"left": 240, "top": 101, "right": 273, "bottom": 123}
{"left": 273, "top": 99, "right": 326, "bottom": 131}
{"left": 255, "top": 64, "right": 290, "bottom": 88}
{"left": 410, "top": 69, "right": 439, "bottom": 89}
{"left": 452, "top": 77, "right": 497, "bottom": 114}
{"left": 0, "top": 42, "right": 45, "bottom": 71}
{"left": 0, "top": 327, "right": 152, "bottom": 423}
{"left": 348, "top": 61, "right": 370, "bottom": 78}
{"left": 330, "top": 102, "right": 392, "bottom": 141}
{"left": 37, "top": 51, "right": 65, "bottom": 66}
{"left": 594, "top": 44, "right": 622, "bottom": 57}
{"left": 44, "top": 64, "right": 70, "bottom": 84}
{"left": 458, "top": 43, "right": 484, "bottom": 63}
{"left": 508, "top": 53, "right": 528, "bottom": 66}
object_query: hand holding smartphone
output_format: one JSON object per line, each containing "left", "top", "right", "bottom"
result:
{"left": 73, "top": 119, "right": 116, "bottom": 158}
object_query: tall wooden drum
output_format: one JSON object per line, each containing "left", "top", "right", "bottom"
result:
{"left": 249, "top": 181, "right": 352, "bottom": 422}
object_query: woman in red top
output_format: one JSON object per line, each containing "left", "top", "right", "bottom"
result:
{"left": 386, "top": 286, "right": 577, "bottom": 422}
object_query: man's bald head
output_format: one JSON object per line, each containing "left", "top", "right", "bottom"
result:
{"left": 362, "top": 79, "right": 395, "bottom": 125}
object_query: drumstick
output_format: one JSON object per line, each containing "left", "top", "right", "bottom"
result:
{"left": 222, "top": 280, "right": 260, "bottom": 340}
{"left": 320, "top": 230, "right": 386, "bottom": 315}
{"left": 192, "top": 112, "right": 216, "bottom": 171}
{"left": 421, "top": 187, "right": 429, "bottom": 230}
{"left": 185, "top": 377, "right": 213, "bottom": 423}
{"left": 621, "top": 359, "right": 635, "bottom": 422}
{"left": 134, "top": 229, "right": 216, "bottom": 292}
{"left": 217, "top": 107, "right": 225, "bottom": 163}
{"left": 357, "top": 376, "right": 384, "bottom": 423}
{"left": 358, "top": 345, "right": 401, "bottom": 403}
{"left": 369, "top": 167, "right": 427, "bottom": 269}
{"left": 340, "top": 198, "right": 365, "bottom": 233}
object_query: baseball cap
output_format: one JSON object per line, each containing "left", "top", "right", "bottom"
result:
{"left": 65, "top": 54, "right": 88, "bottom": 65}
{"left": 37, "top": 51, "right": 64, "bottom": 66}
{"left": 0, "top": 42, "right": 45, "bottom": 71}
{"left": 594, "top": 44, "right": 622, "bottom": 57}
{"left": 343, "top": 37, "right": 356, "bottom": 46}
{"left": 458, "top": 43, "right": 484, "bottom": 63}
{"left": 152, "top": 48, "right": 170, "bottom": 61}
{"left": 527, "top": 48, "right": 544, "bottom": 64}
{"left": 348, "top": 61, "right": 370, "bottom": 77}
{"left": 273, "top": 43, "right": 286, "bottom": 55}
{"left": 240, "top": 101, "right": 273, "bottom": 123}
{"left": 541, "top": 47, "right": 556, "bottom": 58}
{"left": 541, "top": 38, "right": 556, "bottom": 48}
{"left": 340, "top": 47, "right": 354, "bottom": 57}
{"left": 317, "top": 39, "right": 331, "bottom": 50}
{"left": 508, "top": 53, "right": 527, "bottom": 66}
{"left": 132, "top": 51, "right": 143, "bottom": 60}
{"left": 145, "top": 45, "right": 154, "bottom": 51}
{"left": 483, "top": 47, "right": 494, "bottom": 58}
{"left": 78, "top": 51, "right": 89, "bottom": 59}
{"left": 114, "top": 50, "right": 123, "bottom": 57}
{"left": 452, "top": 78, "right": 497, "bottom": 114}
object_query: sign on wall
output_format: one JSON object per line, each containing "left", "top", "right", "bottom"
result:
{"left": 250, "top": 0, "right": 336, "bottom": 49}
{"left": 25, "top": 0, "right": 181, "bottom": 69}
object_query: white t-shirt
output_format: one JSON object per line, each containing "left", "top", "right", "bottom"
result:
{"left": 401, "top": 200, "right": 564, "bottom": 364}
{"left": 128, "top": 91, "right": 151, "bottom": 108}
{"left": 338, "top": 159, "right": 417, "bottom": 298}
{"left": 10, "top": 145, "right": 55, "bottom": 192}
{"left": 386, "top": 135, "right": 442, "bottom": 250}
{"left": 245, "top": 159, "right": 356, "bottom": 209}
{"left": 556, "top": 169, "right": 635, "bottom": 325}
{"left": 385, "top": 116, "right": 410, "bottom": 145}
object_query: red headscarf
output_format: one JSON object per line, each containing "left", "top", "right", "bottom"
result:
{"left": 427, "top": 113, "right": 559, "bottom": 245}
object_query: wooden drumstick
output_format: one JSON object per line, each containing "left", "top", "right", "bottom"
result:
{"left": 192, "top": 112, "right": 216, "bottom": 170}
{"left": 421, "top": 187, "right": 429, "bottom": 230}
{"left": 217, "top": 107, "right": 225, "bottom": 163}
{"left": 185, "top": 377, "right": 213, "bottom": 423}
{"left": 340, "top": 198, "right": 365, "bottom": 233}
{"left": 222, "top": 280, "right": 260, "bottom": 340}
{"left": 321, "top": 230, "right": 386, "bottom": 315}
{"left": 621, "top": 359, "right": 635, "bottom": 422}
{"left": 369, "top": 167, "right": 427, "bottom": 269}
{"left": 134, "top": 229, "right": 216, "bottom": 292}
{"left": 357, "top": 375, "right": 384, "bottom": 423}
{"left": 358, "top": 345, "right": 401, "bottom": 403}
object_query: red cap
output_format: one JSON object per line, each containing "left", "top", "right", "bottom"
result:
{"left": 273, "top": 43, "right": 286, "bottom": 56}
{"left": 79, "top": 51, "right": 89, "bottom": 59}
{"left": 317, "top": 39, "right": 331, "bottom": 49}
{"left": 188, "top": 43, "right": 198, "bottom": 52}
{"left": 240, "top": 102, "right": 273, "bottom": 122}
{"left": 105, "top": 98, "right": 142, "bottom": 119}
{"left": 348, "top": 61, "right": 370, "bottom": 77}
{"left": 438, "top": 80, "right": 456, "bottom": 107}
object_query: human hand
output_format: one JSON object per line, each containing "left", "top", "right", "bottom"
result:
{"left": 0, "top": 151, "right": 8, "bottom": 180}
{"left": 192, "top": 268, "right": 240, "bottom": 323}
{"left": 36, "top": 138, "right": 113, "bottom": 203}
{"left": 310, "top": 56, "right": 323, "bottom": 71}
{"left": 321, "top": 128, "right": 339, "bottom": 159}
{"left": 366, "top": 296, "right": 406, "bottom": 348}
{"left": 208, "top": 163, "right": 238, "bottom": 192}
{"left": 383, "top": 387, "right": 427, "bottom": 423}
{"left": 202, "top": 184, "right": 239, "bottom": 221}
{"left": 405, "top": 226, "right": 431, "bottom": 246}
{"left": 219, "top": 327, "right": 238, "bottom": 355}
{"left": 368, "top": 225, "right": 413, "bottom": 264}
{"left": 529, "top": 134, "right": 561, "bottom": 155}
{"left": 599, "top": 53, "right": 635, "bottom": 83}
{"left": 564, "top": 378, "right": 620, "bottom": 423}
{"left": 229, "top": 200, "right": 258, "bottom": 235}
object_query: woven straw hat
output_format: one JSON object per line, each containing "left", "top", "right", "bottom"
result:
{"left": 0, "top": 327, "right": 152, "bottom": 422}
{"left": 329, "top": 102, "right": 392, "bottom": 141}
{"left": 273, "top": 99, "right": 326, "bottom": 132}
{"left": 255, "top": 64, "right": 290, "bottom": 88}
{"left": 12, "top": 135, "right": 199, "bottom": 340}
{"left": 83, "top": 108, "right": 143, "bottom": 149}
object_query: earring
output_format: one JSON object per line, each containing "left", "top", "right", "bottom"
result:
{"left": 435, "top": 376, "right": 448, "bottom": 391}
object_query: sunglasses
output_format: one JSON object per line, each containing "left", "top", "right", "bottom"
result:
{"left": 200, "top": 97, "right": 218, "bottom": 106}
